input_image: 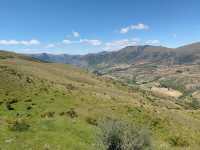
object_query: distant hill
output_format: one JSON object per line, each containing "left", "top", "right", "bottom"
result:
{"left": 30, "top": 42, "right": 200, "bottom": 69}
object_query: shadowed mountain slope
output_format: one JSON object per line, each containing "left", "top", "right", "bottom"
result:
{"left": 30, "top": 42, "right": 200, "bottom": 69}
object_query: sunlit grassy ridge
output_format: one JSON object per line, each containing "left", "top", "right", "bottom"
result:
{"left": 0, "top": 51, "right": 200, "bottom": 150}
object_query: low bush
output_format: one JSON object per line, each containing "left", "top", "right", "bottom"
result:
{"left": 188, "top": 99, "right": 200, "bottom": 110}
{"left": 86, "top": 117, "right": 98, "bottom": 126}
{"left": 160, "top": 79, "right": 185, "bottom": 92}
{"left": 66, "top": 108, "right": 78, "bottom": 118}
{"left": 5, "top": 102, "right": 14, "bottom": 110}
{"left": 168, "top": 135, "right": 189, "bottom": 147}
{"left": 65, "top": 84, "right": 76, "bottom": 90}
{"left": 97, "top": 119, "right": 152, "bottom": 150}
{"left": 9, "top": 119, "right": 30, "bottom": 132}
{"left": 41, "top": 112, "right": 55, "bottom": 118}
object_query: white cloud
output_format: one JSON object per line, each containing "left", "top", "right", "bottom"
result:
{"left": 63, "top": 31, "right": 101, "bottom": 46}
{"left": 46, "top": 44, "right": 55, "bottom": 48}
{"left": 145, "top": 40, "right": 160, "bottom": 45}
{"left": 0, "top": 40, "right": 18, "bottom": 45}
{"left": 62, "top": 39, "right": 73, "bottom": 44}
{"left": 62, "top": 38, "right": 102, "bottom": 46}
{"left": 0, "top": 39, "right": 40, "bottom": 46}
{"left": 20, "top": 40, "right": 40, "bottom": 46}
{"left": 120, "top": 27, "right": 130, "bottom": 34}
{"left": 131, "top": 23, "right": 149, "bottom": 30}
{"left": 79, "top": 39, "right": 102, "bottom": 46}
{"left": 72, "top": 31, "right": 80, "bottom": 37}
{"left": 120, "top": 23, "right": 149, "bottom": 34}
{"left": 104, "top": 38, "right": 140, "bottom": 51}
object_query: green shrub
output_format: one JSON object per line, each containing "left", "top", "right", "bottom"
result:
{"left": 168, "top": 135, "right": 189, "bottom": 147}
{"left": 86, "top": 117, "right": 98, "bottom": 126}
{"left": 0, "top": 55, "right": 14, "bottom": 59}
{"left": 41, "top": 111, "right": 55, "bottom": 118}
{"left": 97, "top": 119, "right": 152, "bottom": 150}
{"left": 5, "top": 101, "right": 14, "bottom": 110}
{"left": 9, "top": 119, "right": 30, "bottom": 132}
{"left": 65, "top": 84, "right": 76, "bottom": 90}
{"left": 66, "top": 108, "right": 78, "bottom": 118}
{"left": 188, "top": 99, "right": 200, "bottom": 110}
{"left": 176, "top": 70, "right": 183, "bottom": 73}
{"left": 160, "top": 79, "right": 185, "bottom": 92}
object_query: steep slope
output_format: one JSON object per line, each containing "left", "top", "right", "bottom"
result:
{"left": 1, "top": 51, "right": 200, "bottom": 149}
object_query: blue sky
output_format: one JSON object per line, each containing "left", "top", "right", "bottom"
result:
{"left": 0, "top": 0, "right": 200, "bottom": 54}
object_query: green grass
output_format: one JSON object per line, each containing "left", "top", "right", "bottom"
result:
{"left": 0, "top": 51, "right": 200, "bottom": 149}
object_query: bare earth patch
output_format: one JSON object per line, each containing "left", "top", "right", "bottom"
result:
{"left": 151, "top": 87, "right": 183, "bottom": 98}
{"left": 192, "top": 91, "right": 200, "bottom": 100}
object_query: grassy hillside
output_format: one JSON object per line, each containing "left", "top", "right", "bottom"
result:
{"left": 1, "top": 51, "right": 200, "bottom": 150}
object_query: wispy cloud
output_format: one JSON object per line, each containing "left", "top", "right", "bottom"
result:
{"left": 120, "top": 23, "right": 149, "bottom": 34}
{"left": 72, "top": 31, "right": 80, "bottom": 37}
{"left": 62, "top": 39, "right": 73, "bottom": 44}
{"left": 104, "top": 38, "right": 140, "bottom": 51}
{"left": 0, "top": 39, "right": 40, "bottom": 46}
{"left": 145, "top": 40, "right": 160, "bottom": 45}
{"left": 62, "top": 38, "right": 102, "bottom": 46}
{"left": 79, "top": 39, "right": 102, "bottom": 46}
{"left": 63, "top": 31, "right": 102, "bottom": 46}
{"left": 46, "top": 44, "right": 55, "bottom": 48}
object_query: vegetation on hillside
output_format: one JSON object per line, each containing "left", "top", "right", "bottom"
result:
{"left": 0, "top": 51, "right": 200, "bottom": 149}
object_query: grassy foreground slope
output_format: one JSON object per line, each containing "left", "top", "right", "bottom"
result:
{"left": 0, "top": 51, "right": 200, "bottom": 150}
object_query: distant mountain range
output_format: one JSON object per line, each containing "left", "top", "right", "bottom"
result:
{"left": 30, "top": 42, "right": 200, "bottom": 69}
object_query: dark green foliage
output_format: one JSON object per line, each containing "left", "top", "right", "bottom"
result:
{"left": 65, "top": 84, "right": 76, "bottom": 90}
{"left": 150, "top": 118, "right": 163, "bottom": 129}
{"left": 59, "top": 109, "right": 78, "bottom": 118}
{"left": 127, "top": 79, "right": 137, "bottom": 85}
{"left": 86, "top": 117, "right": 98, "bottom": 126}
{"left": 5, "top": 99, "right": 18, "bottom": 110}
{"left": 27, "top": 106, "right": 32, "bottom": 110}
{"left": 67, "top": 108, "right": 78, "bottom": 118}
{"left": 26, "top": 77, "right": 33, "bottom": 83}
{"left": 160, "top": 79, "right": 185, "bottom": 92}
{"left": 0, "top": 101, "right": 3, "bottom": 105}
{"left": 0, "top": 55, "right": 14, "bottom": 59}
{"left": 8, "top": 98, "right": 18, "bottom": 104}
{"left": 5, "top": 101, "right": 14, "bottom": 110}
{"left": 59, "top": 111, "right": 65, "bottom": 116}
{"left": 176, "top": 70, "right": 183, "bottom": 73}
{"left": 97, "top": 119, "right": 152, "bottom": 150}
{"left": 24, "top": 99, "right": 32, "bottom": 102}
{"left": 168, "top": 135, "right": 189, "bottom": 147}
{"left": 93, "top": 70, "right": 103, "bottom": 76}
{"left": 41, "top": 112, "right": 55, "bottom": 118}
{"left": 188, "top": 99, "right": 200, "bottom": 109}
{"left": 9, "top": 119, "right": 30, "bottom": 132}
